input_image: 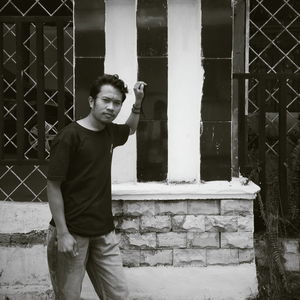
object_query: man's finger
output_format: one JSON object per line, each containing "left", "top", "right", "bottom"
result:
{"left": 73, "top": 242, "right": 79, "bottom": 257}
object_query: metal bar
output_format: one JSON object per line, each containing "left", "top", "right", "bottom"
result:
{"left": 0, "top": 159, "right": 49, "bottom": 165}
{"left": 0, "top": 16, "right": 72, "bottom": 23}
{"left": 238, "top": 77, "right": 247, "bottom": 175}
{"left": 232, "top": 0, "right": 246, "bottom": 177}
{"left": 36, "top": 22, "right": 45, "bottom": 160}
{"left": 57, "top": 21, "right": 65, "bottom": 131}
{"left": 233, "top": 73, "right": 300, "bottom": 80}
{"left": 16, "top": 22, "right": 25, "bottom": 160}
{"left": 279, "top": 78, "right": 288, "bottom": 217}
{"left": 258, "top": 78, "right": 266, "bottom": 201}
{"left": 0, "top": 22, "right": 4, "bottom": 159}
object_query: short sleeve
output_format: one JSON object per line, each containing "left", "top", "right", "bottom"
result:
{"left": 47, "top": 128, "right": 77, "bottom": 181}
{"left": 111, "top": 124, "right": 130, "bottom": 148}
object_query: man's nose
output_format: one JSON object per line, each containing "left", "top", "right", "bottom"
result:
{"left": 106, "top": 101, "right": 114, "bottom": 111}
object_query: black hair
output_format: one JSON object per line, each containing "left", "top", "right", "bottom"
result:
{"left": 89, "top": 74, "right": 128, "bottom": 102}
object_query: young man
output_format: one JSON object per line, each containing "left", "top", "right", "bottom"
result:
{"left": 47, "top": 74, "right": 146, "bottom": 300}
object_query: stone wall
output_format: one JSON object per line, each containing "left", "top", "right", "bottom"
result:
{"left": 112, "top": 199, "right": 255, "bottom": 267}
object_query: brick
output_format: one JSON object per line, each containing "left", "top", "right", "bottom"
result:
{"left": 156, "top": 201, "right": 187, "bottom": 215}
{"left": 117, "top": 217, "right": 140, "bottom": 232}
{"left": 10, "top": 231, "right": 47, "bottom": 246}
{"left": 207, "top": 249, "right": 239, "bottom": 265}
{"left": 283, "top": 253, "right": 300, "bottom": 272}
{"left": 221, "top": 200, "right": 253, "bottom": 216}
{"left": 239, "top": 249, "right": 255, "bottom": 263}
{"left": 205, "top": 216, "right": 238, "bottom": 232}
{"left": 123, "top": 201, "right": 155, "bottom": 216}
{"left": 112, "top": 200, "right": 123, "bottom": 216}
{"left": 172, "top": 215, "right": 205, "bottom": 232}
{"left": 140, "top": 216, "right": 171, "bottom": 232}
{"left": 238, "top": 216, "right": 254, "bottom": 232}
{"left": 121, "top": 249, "right": 140, "bottom": 267}
{"left": 116, "top": 232, "right": 129, "bottom": 249}
{"left": 173, "top": 249, "right": 206, "bottom": 266}
{"left": 0, "top": 234, "right": 11, "bottom": 245}
{"left": 221, "top": 232, "right": 253, "bottom": 249}
{"left": 157, "top": 232, "right": 186, "bottom": 248}
{"left": 282, "top": 239, "right": 299, "bottom": 254}
{"left": 141, "top": 250, "right": 173, "bottom": 266}
{"left": 187, "top": 232, "right": 219, "bottom": 248}
{"left": 188, "top": 200, "right": 219, "bottom": 215}
{"left": 127, "top": 233, "right": 156, "bottom": 249}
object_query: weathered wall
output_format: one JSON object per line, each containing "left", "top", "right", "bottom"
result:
{"left": 114, "top": 199, "right": 255, "bottom": 267}
{"left": 0, "top": 182, "right": 260, "bottom": 299}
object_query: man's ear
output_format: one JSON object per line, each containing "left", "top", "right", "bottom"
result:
{"left": 88, "top": 96, "right": 94, "bottom": 109}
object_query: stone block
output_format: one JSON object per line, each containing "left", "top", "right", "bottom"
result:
{"left": 238, "top": 216, "right": 254, "bottom": 232}
{"left": 239, "top": 249, "right": 255, "bottom": 263}
{"left": 205, "top": 216, "right": 238, "bottom": 232}
{"left": 187, "top": 200, "right": 219, "bottom": 215}
{"left": 207, "top": 249, "right": 239, "bottom": 265}
{"left": 10, "top": 231, "right": 47, "bottom": 245}
{"left": 0, "top": 234, "right": 11, "bottom": 245}
{"left": 127, "top": 233, "right": 156, "bottom": 249}
{"left": 118, "top": 217, "right": 140, "bottom": 232}
{"left": 121, "top": 249, "right": 141, "bottom": 267}
{"left": 112, "top": 200, "right": 123, "bottom": 216}
{"left": 283, "top": 253, "right": 300, "bottom": 272}
{"left": 221, "top": 200, "right": 253, "bottom": 216}
{"left": 141, "top": 250, "right": 173, "bottom": 266}
{"left": 282, "top": 239, "right": 299, "bottom": 254}
{"left": 156, "top": 200, "right": 187, "bottom": 215}
{"left": 123, "top": 201, "right": 155, "bottom": 216}
{"left": 221, "top": 232, "right": 253, "bottom": 249}
{"left": 157, "top": 232, "right": 186, "bottom": 248}
{"left": 187, "top": 232, "right": 219, "bottom": 248}
{"left": 173, "top": 249, "right": 206, "bottom": 266}
{"left": 140, "top": 216, "right": 171, "bottom": 232}
{"left": 116, "top": 232, "right": 129, "bottom": 249}
{"left": 172, "top": 215, "right": 205, "bottom": 232}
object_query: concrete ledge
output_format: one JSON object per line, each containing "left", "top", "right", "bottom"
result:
{"left": 112, "top": 179, "right": 260, "bottom": 200}
{"left": 1, "top": 264, "right": 258, "bottom": 300}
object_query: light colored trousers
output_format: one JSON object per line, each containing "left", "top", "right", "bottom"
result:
{"left": 47, "top": 225, "right": 129, "bottom": 300}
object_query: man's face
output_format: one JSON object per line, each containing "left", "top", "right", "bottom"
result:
{"left": 89, "top": 84, "right": 123, "bottom": 124}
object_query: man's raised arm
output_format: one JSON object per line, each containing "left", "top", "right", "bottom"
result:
{"left": 125, "top": 81, "right": 147, "bottom": 135}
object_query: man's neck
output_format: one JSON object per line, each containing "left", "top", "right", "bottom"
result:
{"left": 76, "top": 114, "right": 106, "bottom": 131}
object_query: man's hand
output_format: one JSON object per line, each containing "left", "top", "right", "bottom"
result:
{"left": 57, "top": 232, "right": 78, "bottom": 257}
{"left": 133, "top": 81, "right": 147, "bottom": 104}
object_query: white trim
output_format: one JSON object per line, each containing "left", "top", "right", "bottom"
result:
{"left": 105, "top": 0, "right": 138, "bottom": 183}
{"left": 112, "top": 179, "right": 260, "bottom": 200}
{"left": 167, "top": 0, "right": 203, "bottom": 183}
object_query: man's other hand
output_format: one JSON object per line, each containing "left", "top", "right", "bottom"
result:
{"left": 57, "top": 232, "right": 79, "bottom": 257}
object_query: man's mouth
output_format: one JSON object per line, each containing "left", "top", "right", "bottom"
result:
{"left": 103, "top": 113, "right": 114, "bottom": 118}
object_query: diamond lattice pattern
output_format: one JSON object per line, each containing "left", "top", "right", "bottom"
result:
{"left": 248, "top": 0, "right": 300, "bottom": 165}
{"left": 0, "top": 0, "right": 74, "bottom": 202}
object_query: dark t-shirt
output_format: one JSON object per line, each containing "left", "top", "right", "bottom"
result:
{"left": 47, "top": 121, "right": 130, "bottom": 236}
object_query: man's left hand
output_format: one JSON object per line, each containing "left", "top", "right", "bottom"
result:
{"left": 134, "top": 81, "right": 147, "bottom": 104}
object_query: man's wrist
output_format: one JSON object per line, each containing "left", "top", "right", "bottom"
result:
{"left": 132, "top": 104, "right": 142, "bottom": 114}
{"left": 56, "top": 229, "right": 70, "bottom": 237}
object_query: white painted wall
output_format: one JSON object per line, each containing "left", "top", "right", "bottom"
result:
{"left": 105, "top": 0, "right": 138, "bottom": 183}
{"left": 168, "top": 0, "right": 203, "bottom": 183}
{"left": 105, "top": 0, "right": 203, "bottom": 183}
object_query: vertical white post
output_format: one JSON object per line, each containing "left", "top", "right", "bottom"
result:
{"left": 168, "top": 0, "right": 203, "bottom": 182}
{"left": 105, "top": 0, "right": 137, "bottom": 183}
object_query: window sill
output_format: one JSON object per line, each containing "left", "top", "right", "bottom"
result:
{"left": 112, "top": 178, "right": 260, "bottom": 200}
